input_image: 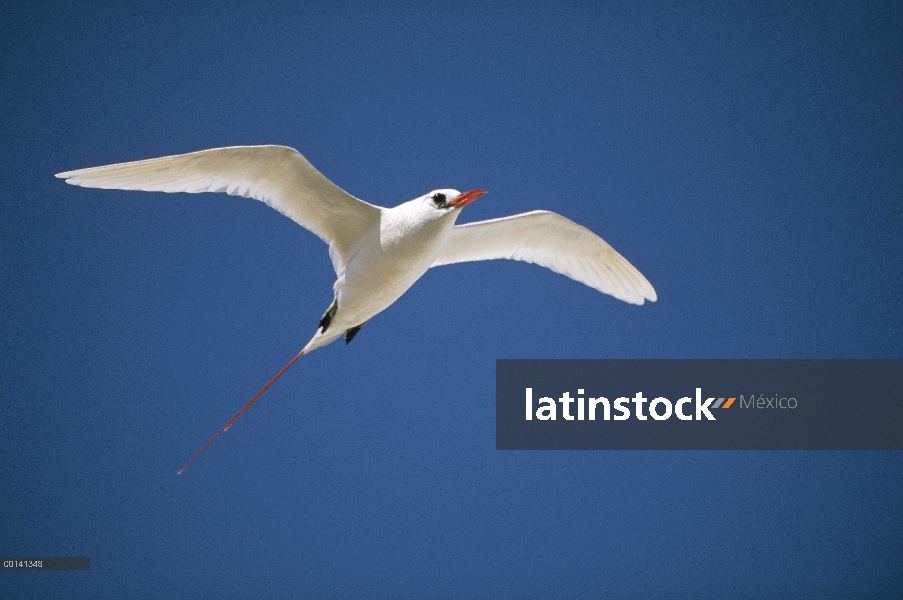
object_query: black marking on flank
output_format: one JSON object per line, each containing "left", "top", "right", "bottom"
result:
{"left": 319, "top": 298, "right": 338, "bottom": 333}
{"left": 344, "top": 321, "right": 368, "bottom": 344}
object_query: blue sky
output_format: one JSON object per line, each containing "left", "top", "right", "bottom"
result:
{"left": 2, "top": 1, "right": 901, "bottom": 597}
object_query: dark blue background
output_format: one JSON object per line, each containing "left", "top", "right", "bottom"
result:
{"left": 2, "top": 2, "right": 901, "bottom": 597}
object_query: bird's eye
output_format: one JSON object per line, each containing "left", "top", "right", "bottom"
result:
{"left": 431, "top": 193, "right": 446, "bottom": 205}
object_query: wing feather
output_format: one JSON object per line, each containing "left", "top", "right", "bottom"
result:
{"left": 432, "top": 210, "right": 656, "bottom": 305}
{"left": 56, "top": 145, "right": 381, "bottom": 273}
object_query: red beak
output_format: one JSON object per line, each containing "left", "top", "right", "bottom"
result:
{"left": 448, "top": 189, "right": 487, "bottom": 208}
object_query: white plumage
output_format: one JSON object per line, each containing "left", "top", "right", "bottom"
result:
{"left": 57, "top": 144, "right": 656, "bottom": 472}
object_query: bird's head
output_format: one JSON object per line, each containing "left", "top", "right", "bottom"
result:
{"left": 379, "top": 190, "right": 486, "bottom": 253}
{"left": 388, "top": 189, "right": 488, "bottom": 236}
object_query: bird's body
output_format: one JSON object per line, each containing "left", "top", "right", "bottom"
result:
{"left": 56, "top": 145, "right": 656, "bottom": 472}
{"left": 309, "top": 190, "right": 463, "bottom": 351}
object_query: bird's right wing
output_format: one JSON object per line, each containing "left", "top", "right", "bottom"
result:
{"left": 56, "top": 145, "right": 381, "bottom": 274}
{"left": 431, "top": 210, "right": 656, "bottom": 305}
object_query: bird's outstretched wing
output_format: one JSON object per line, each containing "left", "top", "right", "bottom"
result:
{"left": 431, "top": 210, "right": 656, "bottom": 305}
{"left": 56, "top": 145, "right": 380, "bottom": 273}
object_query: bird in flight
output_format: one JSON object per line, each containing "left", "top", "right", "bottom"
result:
{"left": 57, "top": 145, "right": 656, "bottom": 472}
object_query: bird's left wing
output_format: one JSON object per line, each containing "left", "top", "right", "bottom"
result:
{"left": 431, "top": 210, "right": 656, "bottom": 305}
{"left": 56, "top": 145, "right": 381, "bottom": 274}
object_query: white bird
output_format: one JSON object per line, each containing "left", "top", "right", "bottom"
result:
{"left": 56, "top": 145, "right": 657, "bottom": 472}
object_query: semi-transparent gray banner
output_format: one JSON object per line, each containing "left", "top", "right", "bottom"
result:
{"left": 496, "top": 360, "right": 903, "bottom": 450}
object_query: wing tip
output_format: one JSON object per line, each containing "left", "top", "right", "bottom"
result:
{"left": 636, "top": 286, "right": 657, "bottom": 305}
{"left": 619, "top": 281, "right": 657, "bottom": 305}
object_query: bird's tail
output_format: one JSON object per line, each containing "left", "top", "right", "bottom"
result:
{"left": 177, "top": 346, "right": 307, "bottom": 475}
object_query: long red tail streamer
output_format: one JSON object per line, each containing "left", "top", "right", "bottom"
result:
{"left": 177, "top": 348, "right": 306, "bottom": 474}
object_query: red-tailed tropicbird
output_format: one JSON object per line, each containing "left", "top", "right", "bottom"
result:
{"left": 56, "top": 145, "right": 657, "bottom": 472}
